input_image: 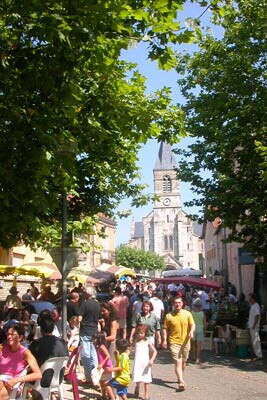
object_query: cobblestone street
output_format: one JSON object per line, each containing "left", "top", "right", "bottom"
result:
{"left": 63, "top": 350, "right": 267, "bottom": 400}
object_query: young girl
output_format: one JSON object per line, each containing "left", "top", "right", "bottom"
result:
{"left": 132, "top": 325, "right": 157, "bottom": 400}
{"left": 93, "top": 332, "right": 113, "bottom": 399}
{"left": 67, "top": 316, "right": 80, "bottom": 351}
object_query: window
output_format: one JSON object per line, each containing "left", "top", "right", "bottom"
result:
{"left": 12, "top": 253, "right": 25, "bottom": 267}
{"left": 167, "top": 215, "right": 169, "bottom": 222}
{"left": 164, "top": 235, "right": 168, "bottom": 250}
{"left": 169, "top": 235, "right": 173, "bottom": 250}
{"left": 164, "top": 235, "right": 173, "bottom": 250}
{"left": 34, "top": 257, "right": 44, "bottom": 262}
{"left": 187, "top": 243, "right": 193, "bottom": 251}
{"left": 162, "top": 175, "right": 172, "bottom": 192}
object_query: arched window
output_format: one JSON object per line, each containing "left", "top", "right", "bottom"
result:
{"left": 162, "top": 175, "right": 172, "bottom": 192}
{"left": 164, "top": 235, "right": 168, "bottom": 250}
{"left": 164, "top": 235, "right": 173, "bottom": 250}
{"left": 169, "top": 235, "right": 173, "bottom": 250}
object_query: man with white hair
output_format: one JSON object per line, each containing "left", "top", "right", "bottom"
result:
{"left": 79, "top": 285, "right": 100, "bottom": 381}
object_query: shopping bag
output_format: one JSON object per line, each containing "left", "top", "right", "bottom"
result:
{"left": 91, "top": 366, "right": 103, "bottom": 386}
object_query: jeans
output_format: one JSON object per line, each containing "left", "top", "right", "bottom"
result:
{"left": 80, "top": 335, "right": 98, "bottom": 379}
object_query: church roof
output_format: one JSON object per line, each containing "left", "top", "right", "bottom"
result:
{"left": 154, "top": 141, "right": 176, "bottom": 170}
{"left": 132, "top": 221, "right": 144, "bottom": 238}
{"left": 192, "top": 222, "right": 203, "bottom": 237}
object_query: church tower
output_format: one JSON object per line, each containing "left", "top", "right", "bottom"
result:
{"left": 142, "top": 142, "right": 182, "bottom": 267}
{"left": 130, "top": 141, "right": 204, "bottom": 272}
{"left": 153, "top": 142, "right": 181, "bottom": 209}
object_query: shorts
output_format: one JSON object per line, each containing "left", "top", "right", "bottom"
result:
{"left": 147, "top": 335, "right": 155, "bottom": 345}
{"left": 118, "top": 318, "right": 127, "bottom": 329}
{"left": 169, "top": 343, "right": 190, "bottom": 361}
{"left": 100, "top": 371, "right": 112, "bottom": 382}
{"left": 213, "top": 338, "right": 226, "bottom": 343}
{"left": 108, "top": 378, "right": 128, "bottom": 395}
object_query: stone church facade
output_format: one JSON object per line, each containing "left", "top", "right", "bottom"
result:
{"left": 128, "top": 142, "right": 204, "bottom": 272}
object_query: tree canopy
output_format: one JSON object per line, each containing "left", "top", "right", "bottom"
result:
{"left": 116, "top": 245, "right": 165, "bottom": 272}
{"left": 176, "top": 0, "right": 267, "bottom": 258}
{"left": 1, "top": 0, "right": 193, "bottom": 248}
{"left": 0, "top": 0, "right": 244, "bottom": 250}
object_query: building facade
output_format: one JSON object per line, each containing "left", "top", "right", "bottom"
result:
{"left": 129, "top": 142, "right": 204, "bottom": 271}
{"left": 203, "top": 220, "right": 255, "bottom": 297}
{"left": 0, "top": 214, "right": 116, "bottom": 299}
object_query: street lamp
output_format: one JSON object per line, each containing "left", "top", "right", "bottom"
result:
{"left": 61, "top": 193, "right": 68, "bottom": 342}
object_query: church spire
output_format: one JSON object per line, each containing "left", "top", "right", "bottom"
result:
{"left": 154, "top": 141, "right": 176, "bottom": 170}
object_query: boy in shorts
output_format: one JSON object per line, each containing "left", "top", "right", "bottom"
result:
{"left": 106, "top": 339, "right": 131, "bottom": 400}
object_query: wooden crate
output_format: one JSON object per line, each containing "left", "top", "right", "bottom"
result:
{"left": 235, "top": 329, "right": 250, "bottom": 345}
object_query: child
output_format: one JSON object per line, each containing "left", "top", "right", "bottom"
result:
{"left": 67, "top": 316, "right": 80, "bottom": 351}
{"left": 93, "top": 332, "right": 113, "bottom": 399}
{"left": 191, "top": 298, "right": 206, "bottom": 363}
{"left": 132, "top": 325, "right": 157, "bottom": 400}
{"left": 106, "top": 339, "right": 131, "bottom": 400}
{"left": 213, "top": 324, "right": 232, "bottom": 354}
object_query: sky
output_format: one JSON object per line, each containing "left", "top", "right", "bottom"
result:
{"left": 115, "top": 1, "right": 222, "bottom": 246}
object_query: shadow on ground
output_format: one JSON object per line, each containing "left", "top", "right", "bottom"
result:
{"left": 154, "top": 348, "right": 267, "bottom": 374}
{"left": 200, "top": 350, "right": 267, "bottom": 373}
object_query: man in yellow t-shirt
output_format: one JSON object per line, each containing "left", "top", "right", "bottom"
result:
{"left": 162, "top": 297, "right": 195, "bottom": 391}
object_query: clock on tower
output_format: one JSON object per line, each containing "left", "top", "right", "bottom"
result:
{"left": 163, "top": 198, "right": 170, "bottom": 206}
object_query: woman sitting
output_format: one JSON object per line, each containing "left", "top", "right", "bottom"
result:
{"left": 0, "top": 324, "right": 41, "bottom": 400}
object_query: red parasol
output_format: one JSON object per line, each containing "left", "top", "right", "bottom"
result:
{"left": 152, "top": 276, "right": 221, "bottom": 290}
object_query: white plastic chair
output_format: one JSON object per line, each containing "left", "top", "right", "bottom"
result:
{"left": 6, "top": 367, "right": 28, "bottom": 400}
{"left": 22, "top": 356, "right": 68, "bottom": 400}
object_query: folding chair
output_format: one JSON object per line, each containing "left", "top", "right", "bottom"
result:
{"left": 64, "top": 346, "right": 81, "bottom": 400}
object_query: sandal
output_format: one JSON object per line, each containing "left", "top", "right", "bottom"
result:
{"left": 178, "top": 382, "right": 186, "bottom": 391}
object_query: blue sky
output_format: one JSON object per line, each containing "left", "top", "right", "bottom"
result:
{"left": 115, "top": 1, "right": 221, "bottom": 246}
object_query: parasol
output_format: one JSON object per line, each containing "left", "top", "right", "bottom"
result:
{"left": 162, "top": 268, "right": 202, "bottom": 278}
{"left": 21, "top": 262, "right": 61, "bottom": 280}
{"left": 152, "top": 276, "right": 221, "bottom": 290}
{"left": 0, "top": 263, "right": 61, "bottom": 280}
{"left": 96, "top": 263, "right": 136, "bottom": 278}
{"left": 68, "top": 267, "right": 100, "bottom": 284}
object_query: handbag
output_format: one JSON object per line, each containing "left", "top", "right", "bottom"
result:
{"left": 91, "top": 366, "right": 104, "bottom": 386}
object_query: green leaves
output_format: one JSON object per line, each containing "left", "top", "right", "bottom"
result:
{"left": 116, "top": 245, "right": 165, "bottom": 271}
{"left": 0, "top": 0, "right": 191, "bottom": 249}
{"left": 176, "top": 0, "right": 267, "bottom": 258}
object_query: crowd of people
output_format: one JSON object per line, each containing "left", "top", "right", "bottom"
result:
{"left": 0, "top": 278, "right": 265, "bottom": 400}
